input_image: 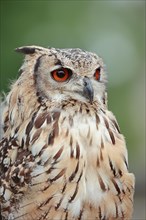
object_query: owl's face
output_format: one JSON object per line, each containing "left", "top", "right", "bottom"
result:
{"left": 17, "top": 46, "right": 107, "bottom": 105}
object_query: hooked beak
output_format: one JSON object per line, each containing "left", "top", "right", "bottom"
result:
{"left": 83, "top": 76, "right": 94, "bottom": 103}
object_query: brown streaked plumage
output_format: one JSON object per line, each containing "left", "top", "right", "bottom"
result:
{"left": 0, "top": 45, "right": 135, "bottom": 220}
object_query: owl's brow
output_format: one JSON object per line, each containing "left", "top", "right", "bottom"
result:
{"left": 54, "top": 59, "right": 63, "bottom": 67}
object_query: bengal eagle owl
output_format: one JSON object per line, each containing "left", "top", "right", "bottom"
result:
{"left": 0, "top": 46, "right": 135, "bottom": 220}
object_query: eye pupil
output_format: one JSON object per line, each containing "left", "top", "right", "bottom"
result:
{"left": 56, "top": 70, "right": 66, "bottom": 78}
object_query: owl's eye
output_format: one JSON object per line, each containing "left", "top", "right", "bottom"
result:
{"left": 51, "top": 68, "right": 72, "bottom": 82}
{"left": 94, "top": 67, "right": 101, "bottom": 81}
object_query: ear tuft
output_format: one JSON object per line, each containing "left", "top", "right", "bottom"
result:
{"left": 15, "top": 46, "right": 36, "bottom": 54}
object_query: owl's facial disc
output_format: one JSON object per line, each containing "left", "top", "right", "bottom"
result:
{"left": 32, "top": 50, "right": 106, "bottom": 104}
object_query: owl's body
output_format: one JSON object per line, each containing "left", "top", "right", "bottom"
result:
{"left": 0, "top": 46, "right": 134, "bottom": 220}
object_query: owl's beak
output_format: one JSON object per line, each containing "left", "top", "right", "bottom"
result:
{"left": 83, "top": 76, "right": 94, "bottom": 103}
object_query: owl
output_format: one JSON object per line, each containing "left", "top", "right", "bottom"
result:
{"left": 0, "top": 46, "right": 135, "bottom": 220}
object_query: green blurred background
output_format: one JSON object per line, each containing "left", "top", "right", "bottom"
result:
{"left": 0, "top": 1, "right": 145, "bottom": 219}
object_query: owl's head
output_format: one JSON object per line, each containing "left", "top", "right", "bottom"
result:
{"left": 16, "top": 46, "right": 107, "bottom": 106}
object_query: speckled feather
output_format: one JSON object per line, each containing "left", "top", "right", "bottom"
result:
{"left": 0, "top": 46, "right": 134, "bottom": 220}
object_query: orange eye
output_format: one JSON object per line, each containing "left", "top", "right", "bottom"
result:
{"left": 51, "top": 68, "right": 72, "bottom": 82}
{"left": 94, "top": 67, "right": 101, "bottom": 81}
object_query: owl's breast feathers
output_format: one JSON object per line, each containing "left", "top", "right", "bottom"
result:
{"left": 0, "top": 96, "right": 134, "bottom": 220}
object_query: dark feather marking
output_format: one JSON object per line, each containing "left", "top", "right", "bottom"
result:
{"left": 53, "top": 146, "right": 64, "bottom": 161}
{"left": 112, "top": 179, "right": 121, "bottom": 195}
{"left": 109, "top": 129, "right": 115, "bottom": 145}
{"left": 11, "top": 168, "right": 20, "bottom": 183}
{"left": 104, "top": 117, "right": 109, "bottom": 129}
{"left": 100, "top": 149, "right": 103, "bottom": 160}
{"left": 46, "top": 167, "right": 55, "bottom": 174}
{"left": 62, "top": 182, "right": 67, "bottom": 193}
{"left": 124, "top": 156, "right": 129, "bottom": 170}
{"left": 64, "top": 211, "right": 68, "bottom": 220}
{"left": 4, "top": 113, "right": 9, "bottom": 124}
{"left": 98, "top": 174, "right": 106, "bottom": 191}
{"left": 39, "top": 196, "right": 53, "bottom": 207}
{"left": 38, "top": 144, "right": 48, "bottom": 158}
{"left": 34, "top": 55, "right": 44, "bottom": 73}
{"left": 25, "top": 136, "right": 30, "bottom": 147}
{"left": 61, "top": 116, "right": 66, "bottom": 124}
{"left": 98, "top": 206, "right": 102, "bottom": 219}
{"left": 122, "top": 189, "right": 125, "bottom": 194}
{"left": 53, "top": 111, "right": 60, "bottom": 121}
{"left": 3, "top": 122, "right": 9, "bottom": 132}
{"left": 103, "top": 95, "right": 106, "bottom": 105}
{"left": 41, "top": 183, "right": 51, "bottom": 192}
{"left": 115, "top": 202, "right": 119, "bottom": 218}
{"left": 109, "top": 157, "right": 116, "bottom": 176}
{"left": 48, "top": 131, "right": 55, "bottom": 145}
{"left": 25, "top": 121, "right": 33, "bottom": 136}
{"left": 70, "top": 136, "right": 74, "bottom": 158}
{"left": 48, "top": 121, "right": 59, "bottom": 146}
{"left": 78, "top": 209, "right": 83, "bottom": 220}
{"left": 25, "top": 112, "right": 37, "bottom": 135}
{"left": 96, "top": 156, "right": 100, "bottom": 167}
{"left": 96, "top": 114, "right": 100, "bottom": 129}
{"left": 112, "top": 119, "right": 121, "bottom": 133}
{"left": 21, "top": 138, "right": 24, "bottom": 147}
{"left": 118, "top": 169, "right": 123, "bottom": 176}
{"left": 101, "top": 137, "right": 104, "bottom": 148}
{"left": 128, "top": 196, "right": 133, "bottom": 203}
{"left": 62, "top": 103, "right": 67, "bottom": 109}
{"left": 55, "top": 196, "right": 64, "bottom": 210}
{"left": 118, "top": 195, "right": 122, "bottom": 203}
{"left": 69, "top": 184, "right": 79, "bottom": 203}
{"left": 69, "top": 161, "right": 79, "bottom": 182}
{"left": 47, "top": 114, "right": 52, "bottom": 124}
{"left": 77, "top": 170, "right": 83, "bottom": 183}
{"left": 50, "top": 168, "right": 66, "bottom": 183}
{"left": 31, "top": 129, "right": 42, "bottom": 144}
{"left": 86, "top": 109, "right": 90, "bottom": 114}
{"left": 104, "top": 117, "right": 116, "bottom": 144}
{"left": 15, "top": 126, "right": 20, "bottom": 134}
{"left": 53, "top": 120, "right": 59, "bottom": 137}
{"left": 37, "top": 207, "right": 52, "bottom": 220}
{"left": 17, "top": 149, "right": 30, "bottom": 161}
{"left": 0, "top": 139, "right": 4, "bottom": 148}
{"left": 34, "top": 112, "right": 48, "bottom": 129}
{"left": 36, "top": 92, "right": 43, "bottom": 104}
{"left": 48, "top": 112, "right": 60, "bottom": 144}
{"left": 11, "top": 138, "right": 18, "bottom": 146}
{"left": 76, "top": 143, "right": 80, "bottom": 159}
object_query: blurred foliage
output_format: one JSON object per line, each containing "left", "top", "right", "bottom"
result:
{"left": 0, "top": 1, "right": 145, "bottom": 219}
